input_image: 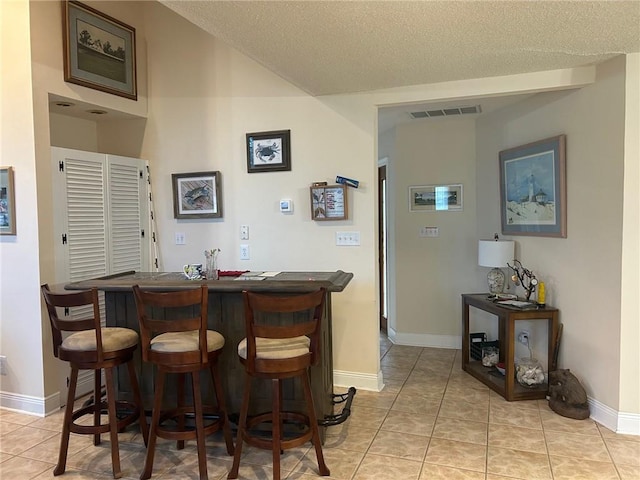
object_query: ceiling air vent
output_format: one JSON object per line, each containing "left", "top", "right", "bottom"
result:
{"left": 410, "top": 105, "right": 481, "bottom": 119}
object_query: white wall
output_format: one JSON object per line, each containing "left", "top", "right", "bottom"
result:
{"left": 0, "top": 0, "right": 46, "bottom": 412}
{"left": 392, "top": 117, "right": 479, "bottom": 346}
{"left": 476, "top": 57, "right": 626, "bottom": 416}
{"left": 135, "top": 2, "right": 382, "bottom": 384}
{"left": 619, "top": 53, "right": 640, "bottom": 420}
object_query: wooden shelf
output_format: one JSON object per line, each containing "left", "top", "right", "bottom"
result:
{"left": 465, "top": 361, "right": 549, "bottom": 401}
{"left": 461, "top": 294, "right": 559, "bottom": 401}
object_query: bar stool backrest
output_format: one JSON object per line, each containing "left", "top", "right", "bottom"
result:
{"left": 242, "top": 288, "right": 326, "bottom": 374}
{"left": 41, "top": 284, "right": 104, "bottom": 362}
{"left": 132, "top": 285, "right": 209, "bottom": 365}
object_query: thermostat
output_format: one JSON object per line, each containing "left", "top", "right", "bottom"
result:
{"left": 280, "top": 199, "right": 293, "bottom": 213}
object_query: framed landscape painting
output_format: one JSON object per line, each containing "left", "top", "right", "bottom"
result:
{"left": 63, "top": 1, "right": 137, "bottom": 100}
{"left": 499, "top": 135, "right": 567, "bottom": 237}
{"left": 409, "top": 184, "right": 463, "bottom": 212}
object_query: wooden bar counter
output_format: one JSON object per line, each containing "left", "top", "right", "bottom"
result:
{"left": 66, "top": 270, "right": 353, "bottom": 428}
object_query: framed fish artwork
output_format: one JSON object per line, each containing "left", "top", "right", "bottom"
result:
{"left": 246, "top": 130, "right": 291, "bottom": 173}
{"left": 172, "top": 171, "right": 222, "bottom": 219}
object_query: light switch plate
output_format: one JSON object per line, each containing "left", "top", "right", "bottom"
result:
{"left": 336, "top": 231, "right": 360, "bottom": 246}
{"left": 175, "top": 232, "right": 186, "bottom": 244}
{"left": 419, "top": 226, "right": 439, "bottom": 237}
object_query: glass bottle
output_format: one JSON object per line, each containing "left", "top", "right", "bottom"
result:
{"left": 204, "top": 249, "right": 219, "bottom": 280}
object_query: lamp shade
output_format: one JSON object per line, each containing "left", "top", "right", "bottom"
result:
{"left": 478, "top": 240, "right": 514, "bottom": 268}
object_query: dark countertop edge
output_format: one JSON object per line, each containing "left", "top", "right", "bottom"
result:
{"left": 65, "top": 270, "right": 354, "bottom": 293}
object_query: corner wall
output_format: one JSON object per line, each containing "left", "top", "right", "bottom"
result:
{"left": 392, "top": 117, "right": 479, "bottom": 346}
{"left": 476, "top": 57, "right": 627, "bottom": 421}
{"left": 139, "top": 2, "right": 380, "bottom": 385}
{"left": 0, "top": 0, "right": 45, "bottom": 412}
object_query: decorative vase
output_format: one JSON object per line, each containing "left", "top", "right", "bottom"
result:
{"left": 515, "top": 357, "right": 545, "bottom": 387}
{"left": 204, "top": 249, "right": 219, "bottom": 280}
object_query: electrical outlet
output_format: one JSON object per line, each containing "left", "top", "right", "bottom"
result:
{"left": 0, "top": 355, "right": 7, "bottom": 376}
{"left": 240, "top": 244, "right": 250, "bottom": 260}
{"left": 240, "top": 225, "right": 249, "bottom": 240}
{"left": 517, "top": 330, "right": 530, "bottom": 345}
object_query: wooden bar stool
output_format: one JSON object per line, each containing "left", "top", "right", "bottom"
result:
{"left": 132, "top": 285, "right": 234, "bottom": 480}
{"left": 227, "top": 288, "right": 330, "bottom": 480}
{"left": 41, "top": 284, "right": 149, "bottom": 479}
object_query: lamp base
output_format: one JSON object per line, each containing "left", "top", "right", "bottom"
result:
{"left": 487, "top": 268, "right": 506, "bottom": 295}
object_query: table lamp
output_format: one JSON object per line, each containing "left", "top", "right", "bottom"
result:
{"left": 478, "top": 235, "right": 514, "bottom": 295}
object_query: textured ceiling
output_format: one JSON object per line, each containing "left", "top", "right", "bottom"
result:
{"left": 161, "top": 0, "right": 640, "bottom": 97}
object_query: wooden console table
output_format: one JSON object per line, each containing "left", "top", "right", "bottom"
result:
{"left": 461, "top": 294, "right": 559, "bottom": 401}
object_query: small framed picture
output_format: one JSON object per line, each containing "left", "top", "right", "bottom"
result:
{"left": 246, "top": 130, "right": 291, "bottom": 173}
{"left": 0, "top": 166, "right": 16, "bottom": 235}
{"left": 499, "top": 135, "right": 566, "bottom": 237}
{"left": 310, "top": 184, "right": 347, "bottom": 221}
{"left": 409, "top": 184, "right": 463, "bottom": 212}
{"left": 63, "top": 1, "right": 137, "bottom": 100}
{"left": 172, "top": 171, "right": 222, "bottom": 219}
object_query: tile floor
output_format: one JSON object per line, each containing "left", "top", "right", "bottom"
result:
{"left": 1, "top": 335, "right": 639, "bottom": 479}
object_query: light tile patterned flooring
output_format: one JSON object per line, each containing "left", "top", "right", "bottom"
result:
{"left": 1, "top": 335, "right": 639, "bottom": 479}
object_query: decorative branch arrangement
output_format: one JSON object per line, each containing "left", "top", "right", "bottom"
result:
{"left": 507, "top": 260, "right": 538, "bottom": 301}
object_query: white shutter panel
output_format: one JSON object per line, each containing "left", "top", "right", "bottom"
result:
{"left": 51, "top": 148, "right": 150, "bottom": 405}
{"left": 107, "top": 156, "right": 144, "bottom": 274}
{"left": 65, "top": 158, "right": 109, "bottom": 282}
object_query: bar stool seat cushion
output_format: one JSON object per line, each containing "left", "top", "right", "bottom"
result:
{"left": 238, "top": 336, "right": 310, "bottom": 360}
{"left": 61, "top": 327, "right": 139, "bottom": 352}
{"left": 150, "top": 330, "right": 224, "bottom": 353}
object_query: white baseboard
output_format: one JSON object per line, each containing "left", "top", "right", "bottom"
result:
{"left": 0, "top": 388, "right": 63, "bottom": 417}
{"left": 334, "top": 369, "right": 384, "bottom": 392}
{"left": 0, "top": 390, "right": 51, "bottom": 417}
{"left": 387, "top": 330, "right": 461, "bottom": 349}
{"left": 589, "top": 396, "right": 640, "bottom": 436}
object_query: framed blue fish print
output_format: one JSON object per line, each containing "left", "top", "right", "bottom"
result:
{"left": 172, "top": 171, "right": 222, "bottom": 219}
{"left": 246, "top": 130, "right": 291, "bottom": 173}
{"left": 499, "top": 135, "right": 566, "bottom": 237}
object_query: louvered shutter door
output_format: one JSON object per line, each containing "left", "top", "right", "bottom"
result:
{"left": 51, "top": 147, "right": 150, "bottom": 405}
{"left": 52, "top": 150, "right": 108, "bottom": 400}
{"left": 107, "top": 155, "right": 144, "bottom": 274}
{"left": 65, "top": 157, "right": 109, "bottom": 281}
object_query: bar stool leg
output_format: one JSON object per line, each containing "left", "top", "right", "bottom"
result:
{"left": 176, "top": 373, "right": 185, "bottom": 450}
{"left": 93, "top": 370, "right": 102, "bottom": 446}
{"left": 302, "top": 372, "right": 329, "bottom": 476}
{"left": 227, "top": 374, "right": 251, "bottom": 479}
{"left": 191, "top": 371, "right": 208, "bottom": 480}
{"left": 272, "top": 379, "right": 281, "bottom": 480}
{"left": 126, "top": 360, "right": 149, "bottom": 445}
{"left": 210, "top": 362, "right": 234, "bottom": 455}
{"left": 104, "top": 368, "right": 123, "bottom": 479}
{"left": 55, "top": 367, "right": 78, "bottom": 476}
{"left": 141, "top": 370, "right": 165, "bottom": 480}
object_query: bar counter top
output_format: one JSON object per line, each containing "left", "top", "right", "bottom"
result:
{"left": 63, "top": 269, "right": 353, "bottom": 429}
{"left": 66, "top": 270, "right": 353, "bottom": 293}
